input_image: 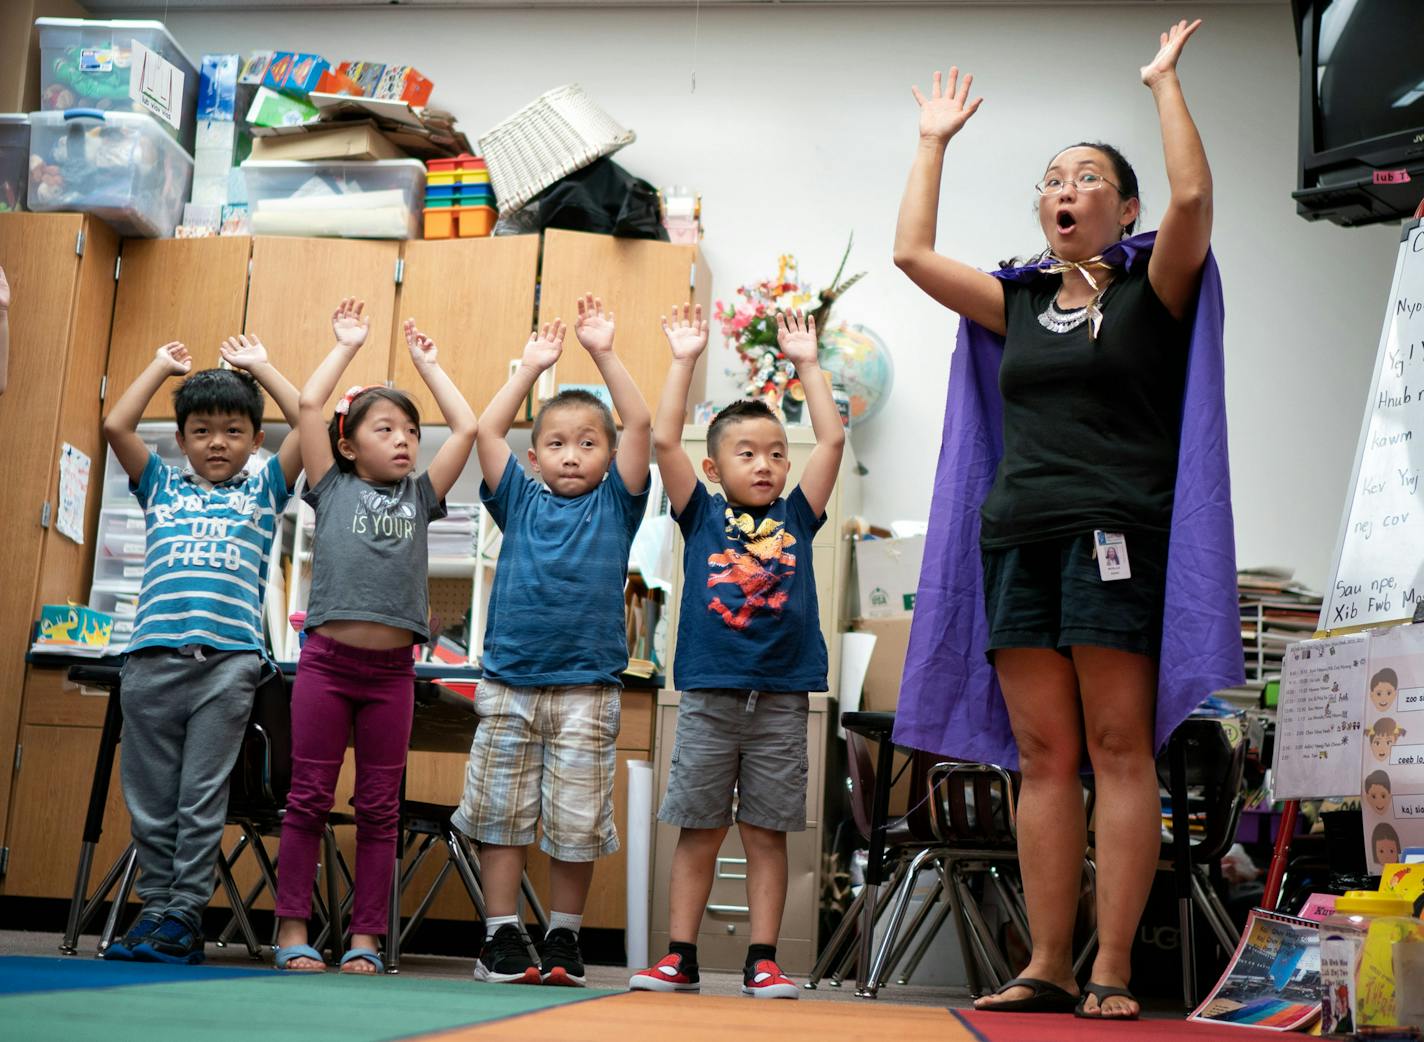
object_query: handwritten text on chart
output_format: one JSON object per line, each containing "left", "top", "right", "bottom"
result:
{"left": 1395, "top": 797, "right": 1424, "bottom": 818}
{"left": 1273, "top": 637, "right": 1370, "bottom": 800}
{"left": 1390, "top": 743, "right": 1424, "bottom": 767}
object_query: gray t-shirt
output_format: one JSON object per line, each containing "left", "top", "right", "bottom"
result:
{"left": 303, "top": 467, "right": 447, "bottom": 643}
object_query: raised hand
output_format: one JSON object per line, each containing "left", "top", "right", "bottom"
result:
{"left": 219, "top": 333, "right": 269, "bottom": 371}
{"left": 523, "top": 320, "right": 565, "bottom": 373}
{"left": 155, "top": 341, "right": 192, "bottom": 376}
{"left": 660, "top": 303, "right": 707, "bottom": 363}
{"left": 404, "top": 318, "right": 438, "bottom": 369}
{"left": 0, "top": 265, "right": 9, "bottom": 311}
{"left": 1141, "top": 19, "right": 1201, "bottom": 87}
{"left": 332, "top": 297, "right": 370, "bottom": 350}
{"left": 776, "top": 310, "right": 819, "bottom": 368}
{"left": 911, "top": 67, "right": 983, "bottom": 145}
{"left": 574, "top": 292, "right": 616, "bottom": 355}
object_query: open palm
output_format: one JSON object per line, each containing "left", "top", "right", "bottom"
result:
{"left": 0, "top": 266, "right": 10, "bottom": 311}
{"left": 1142, "top": 19, "right": 1201, "bottom": 86}
{"left": 332, "top": 297, "right": 369, "bottom": 350}
{"left": 575, "top": 293, "right": 616, "bottom": 355}
{"left": 912, "top": 67, "right": 983, "bottom": 144}
{"left": 523, "top": 321, "right": 565, "bottom": 372}
{"left": 776, "top": 310, "right": 818, "bottom": 367}
{"left": 219, "top": 334, "right": 268, "bottom": 370}
{"left": 156, "top": 341, "right": 192, "bottom": 376}
{"left": 661, "top": 303, "right": 707, "bottom": 363}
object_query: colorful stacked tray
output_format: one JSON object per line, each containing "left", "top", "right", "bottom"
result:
{"left": 424, "top": 154, "right": 496, "bottom": 238}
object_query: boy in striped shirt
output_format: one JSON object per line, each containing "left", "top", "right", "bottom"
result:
{"left": 101, "top": 336, "right": 302, "bottom": 964}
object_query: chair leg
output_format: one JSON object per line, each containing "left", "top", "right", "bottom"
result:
{"left": 449, "top": 831, "right": 488, "bottom": 921}
{"left": 211, "top": 831, "right": 252, "bottom": 949}
{"left": 807, "top": 883, "right": 868, "bottom": 988}
{"left": 387, "top": 833, "right": 403, "bottom": 975}
{"left": 1192, "top": 870, "right": 1240, "bottom": 953}
{"left": 215, "top": 854, "right": 262, "bottom": 959}
{"left": 322, "top": 826, "right": 344, "bottom": 962}
{"left": 97, "top": 846, "right": 140, "bottom": 956}
{"left": 955, "top": 869, "right": 1013, "bottom": 989}
{"left": 520, "top": 869, "right": 548, "bottom": 931}
{"left": 400, "top": 860, "right": 453, "bottom": 951}
{"left": 987, "top": 867, "right": 1031, "bottom": 961}
{"left": 881, "top": 863, "right": 946, "bottom": 984}
{"left": 940, "top": 859, "right": 985, "bottom": 997}
{"left": 829, "top": 858, "right": 909, "bottom": 987}
{"left": 897, "top": 887, "right": 954, "bottom": 986}
{"left": 64, "top": 843, "right": 133, "bottom": 955}
{"left": 865, "top": 847, "right": 935, "bottom": 994}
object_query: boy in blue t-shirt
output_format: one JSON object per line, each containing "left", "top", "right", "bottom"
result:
{"left": 101, "top": 336, "right": 302, "bottom": 964}
{"left": 630, "top": 308, "right": 845, "bottom": 999}
{"left": 453, "top": 293, "right": 650, "bottom": 986}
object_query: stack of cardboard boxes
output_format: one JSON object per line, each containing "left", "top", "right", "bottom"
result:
{"left": 849, "top": 534, "right": 924, "bottom": 712}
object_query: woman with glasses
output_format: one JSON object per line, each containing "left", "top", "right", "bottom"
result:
{"left": 891, "top": 19, "right": 1243, "bottom": 1019}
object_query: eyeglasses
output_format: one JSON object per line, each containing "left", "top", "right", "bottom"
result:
{"left": 1035, "top": 173, "right": 1121, "bottom": 196}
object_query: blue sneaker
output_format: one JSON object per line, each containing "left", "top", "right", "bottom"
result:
{"left": 133, "top": 916, "right": 205, "bottom": 965}
{"left": 102, "top": 916, "right": 162, "bottom": 961}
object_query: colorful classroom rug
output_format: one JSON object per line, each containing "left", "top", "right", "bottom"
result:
{"left": 951, "top": 1008, "right": 1306, "bottom": 1041}
{"left": 0, "top": 956, "right": 613, "bottom": 1042}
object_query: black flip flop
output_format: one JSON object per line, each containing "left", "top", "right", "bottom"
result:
{"left": 975, "top": 976, "right": 1078, "bottom": 1013}
{"left": 1074, "top": 981, "right": 1140, "bottom": 1020}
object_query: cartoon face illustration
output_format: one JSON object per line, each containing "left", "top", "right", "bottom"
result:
{"left": 1366, "top": 783, "right": 1391, "bottom": 814}
{"left": 1368, "top": 718, "right": 1406, "bottom": 762}
{"left": 705, "top": 509, "right": 798, "bottom": 631}
{"left": 1372, "top": 822, "right": 1401, "bottom": 866}
{"left": 1370, "top": 668, "right": 1399, "bottom": 712}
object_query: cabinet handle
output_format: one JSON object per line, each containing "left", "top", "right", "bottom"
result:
{"left": 706, "top": 903, "right": 750, "bottom": 916}
{"left": 715, "top": 857, "right": 747, "bottom": 880}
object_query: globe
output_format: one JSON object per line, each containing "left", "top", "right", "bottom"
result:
{"left": 818, "top": 322, "right": 894, "bottom": 426}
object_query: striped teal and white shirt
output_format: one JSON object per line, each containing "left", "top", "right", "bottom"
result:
{"left": 127, "top": 452, "right": 292, "bottom": 653}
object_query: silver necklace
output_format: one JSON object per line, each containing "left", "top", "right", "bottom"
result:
{"left": 1038, "top": 298, "right": 1089, "bottom": 334}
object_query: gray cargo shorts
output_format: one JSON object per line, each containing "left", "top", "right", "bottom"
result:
{"left": 657, "top": 689, "right": 810, "bottom": 833}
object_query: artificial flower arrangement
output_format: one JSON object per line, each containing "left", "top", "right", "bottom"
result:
{"left": 714, "top": 237, "right": 865, "bottom": 420}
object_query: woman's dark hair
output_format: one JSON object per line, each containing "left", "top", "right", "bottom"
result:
{"left": 328, "top": 387, "right": 421, "bottom": 473}
{"left": 173, "top": 368, "right": 264, "bottom": 432}
{"left": 999, "top": 141, "right": 1142, "bottom": 269}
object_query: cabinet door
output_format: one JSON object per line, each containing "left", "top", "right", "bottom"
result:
{"left": 0, "top": 213, "right": 115, "bottom": 850}
{"left": 245, "top": 237, "right": 401, "bottom": 422}
{"left": 392, "top": 236, "right": 539, "bottom": 424}
{"left": 536, "top": 230, "right": 711, "bottom": 424}
{"left": 104, "top": 237, "right": 254, "bottom": 420}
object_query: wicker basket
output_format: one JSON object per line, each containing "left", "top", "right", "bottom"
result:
{"left": 476, "top": 83, "right": 636, "bottom": 216}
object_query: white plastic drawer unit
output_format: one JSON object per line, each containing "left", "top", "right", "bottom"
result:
{"left": 241, "top": 159, "right": 427, "bottom": 240}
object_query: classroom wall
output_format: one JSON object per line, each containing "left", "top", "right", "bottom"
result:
{"left": 137, "top": 0, "right": 1404, "bottom": 592}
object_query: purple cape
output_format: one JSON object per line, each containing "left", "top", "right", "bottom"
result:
{"left": 892, "top": 231, "right": 1243, "bottom": 768}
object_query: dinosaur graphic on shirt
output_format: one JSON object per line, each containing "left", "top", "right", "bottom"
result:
{"left": 706, "top": 508, "right": 797, "bottom": 631}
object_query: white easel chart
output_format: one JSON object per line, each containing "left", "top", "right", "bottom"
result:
{"left": 1272, "top": 634, "right": 1368, "bottom": 801}
{"left": 1323, "top": 219, "right": 1424, "bottom": 632}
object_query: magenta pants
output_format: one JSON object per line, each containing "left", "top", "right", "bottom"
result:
{"left": 274, "top": 632, "right": 414, "bottom": 935}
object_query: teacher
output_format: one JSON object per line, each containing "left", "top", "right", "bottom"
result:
{"left": 891, "top": 20, "right": 1243, "bottom": 1019}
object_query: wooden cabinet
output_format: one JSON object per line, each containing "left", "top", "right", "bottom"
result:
{"left": 246, "top": 237, "right": 402, "bottom": 421}
{"left": 391, "top": 236, "right": 540, "bottom": 422}
{"left": 104, "top": 237, "right": 254, "bottom": 420}
{"left": 536, "top": 229, "right": 711, "bottom": 423}
{"left": 0, "top": 212, "right": 118, "bottom": 852}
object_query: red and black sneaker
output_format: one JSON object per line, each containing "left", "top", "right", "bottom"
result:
{"left": 741, "top": 959, "right": 800, "bottom": 999}
{"left": 628, "top": 952, "right": 700, "bottom": 993}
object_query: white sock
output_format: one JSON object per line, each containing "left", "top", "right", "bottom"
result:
{"left": 485, "top": 914, "right": 520, "bottom": 942}
{"left": 548, "top": 911, "right": 582, "bottom": 937}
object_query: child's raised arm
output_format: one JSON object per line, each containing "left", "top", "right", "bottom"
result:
{"left": 403, "top": 319, "right": 477, "bottom": 500}
{"left": 220, "top": 333, "right": 303, "bottom": 488}
{"left": 476, "top": 320, "right": 564, "bottom": 488}
{"left": 777, "top": 310, "right": 845, "bottom": 517}
{"left": 653, "top": 303, "right": 708, "bottom": 515}
{"left": 102, "top": 342, "right": 193, "bottom": 483}
{"left": 299, "top": 297, "right": 368, "bottom": 489}
{"left": 574, "top": 293, "right": 650, "bottom": 494}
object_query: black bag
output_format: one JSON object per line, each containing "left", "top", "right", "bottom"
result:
{"left": 534, "top": 158, "right": 668, "bottom": 241}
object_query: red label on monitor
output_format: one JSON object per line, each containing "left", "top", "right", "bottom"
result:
{"left": 1374, "top": 169, "right": 1412, "bottom": 185}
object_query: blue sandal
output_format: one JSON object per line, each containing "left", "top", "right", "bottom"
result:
{"left": 275, "top": 944, "right": 327, "bottom": 972}
{"left": 339, "top": 948, "right": 385, "bottom": 974}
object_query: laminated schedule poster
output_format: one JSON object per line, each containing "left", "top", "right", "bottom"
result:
{"left": 1362, "top": 623, "right": 1424, "bottom": 870}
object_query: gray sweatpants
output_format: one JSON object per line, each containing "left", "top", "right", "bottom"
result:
{"left": 119, "top": 647, "right": 261, "bottom": 931}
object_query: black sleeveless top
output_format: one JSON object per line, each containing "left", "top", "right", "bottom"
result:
{"left": 978, "top": 261, "right": 1190, "bottom": 549}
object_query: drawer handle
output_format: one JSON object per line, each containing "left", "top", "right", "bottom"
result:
{"left": 706, "top": 903, "right": 751, "bottom": 916}
{"left": 715, "top": 857, "right": 747, "bottom": 880}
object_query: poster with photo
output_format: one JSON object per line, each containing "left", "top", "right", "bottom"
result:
{"left": 1361, "top": 623, "right": 1424, "bottom": 869}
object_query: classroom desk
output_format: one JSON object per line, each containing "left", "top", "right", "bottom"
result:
{"left": 840, "top": 710, "right": 897, "bottom": 999}
{"left": 24, "top": 651, "right": 661, "bottom": 956}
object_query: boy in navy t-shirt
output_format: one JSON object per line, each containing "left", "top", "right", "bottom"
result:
{"left": 453, "top": 294, "right": 650, "bottom": 986}
{"left": 630, "top": 307, "right": 845, "bottom": 999}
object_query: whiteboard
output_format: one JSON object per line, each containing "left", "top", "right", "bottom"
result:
{"left": 1323, "top": 219, "right": 1424, "bottom": 631}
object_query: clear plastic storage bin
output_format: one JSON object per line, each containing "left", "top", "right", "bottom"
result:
{"left": 242, "top": 159, "right": 426, "bottom": 239}
{"left": 0, "top": 115, "right": 29, "bottom": 212}
{"left": 37, "top": 18, "right": 199, "bottom": 153}
{"left": 28, "top": 109, "right": 193, "bottom": 238}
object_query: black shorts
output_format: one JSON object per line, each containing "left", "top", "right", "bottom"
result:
{"left": 981, "top": 531, "right": 1167, "bottom": 660}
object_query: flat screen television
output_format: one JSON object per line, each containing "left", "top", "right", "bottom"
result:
{"left": 1293, "top": 0, "right": 1424, "bottom": 226}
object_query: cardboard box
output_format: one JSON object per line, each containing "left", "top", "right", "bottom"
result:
{"left": 250, "top": 122, "right": 406, "bottom": 161}
{"left": 263, "top": 52, "right": 330, "bottom": 96}
{"left": 852, "top": 535, "right": 924, "bottom": 619}
{"left": 850, "top": 616, "right": 912, "bottom": 712}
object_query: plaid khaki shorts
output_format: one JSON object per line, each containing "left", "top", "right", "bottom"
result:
{"left": 451, "top": 679, "right": 621, "bottom": 861}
